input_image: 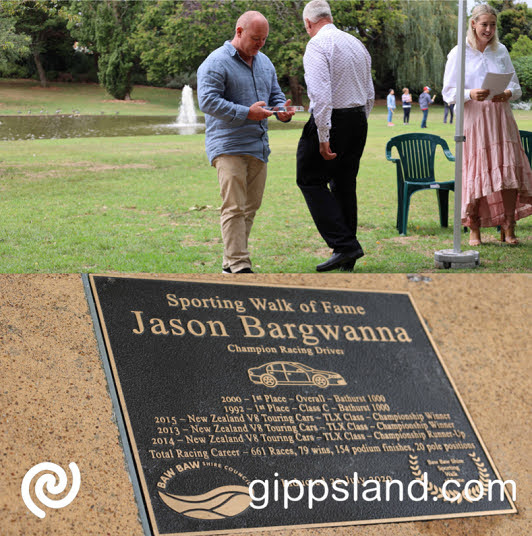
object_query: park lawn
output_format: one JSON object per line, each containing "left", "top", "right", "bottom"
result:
{"left": 0, "top": 79, "right": 183, "bottom": 116}
{"left": 0, "top": 81, "right": 531, "bottom": 273}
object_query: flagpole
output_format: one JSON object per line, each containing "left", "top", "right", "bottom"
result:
{"left": 434, "top": 0, "right": 480, "bottom": 269}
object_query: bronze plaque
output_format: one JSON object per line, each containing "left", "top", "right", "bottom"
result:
{"left": 86, "top": 275, "right": 516, "bottom": 535}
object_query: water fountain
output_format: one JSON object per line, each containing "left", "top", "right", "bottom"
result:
{"left": 175, "top": 85, "right": 203, "bottom": 133}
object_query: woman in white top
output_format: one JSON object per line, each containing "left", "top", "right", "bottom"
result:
{"left": 402, "top": 88, "right": 412, "bottom": 124}
{"left": 442, "top": 4, "right": 532, "bottom": 246}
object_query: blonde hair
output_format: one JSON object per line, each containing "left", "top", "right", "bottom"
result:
{"left": 467, "top": 4, "right": 499, "bottom": 51}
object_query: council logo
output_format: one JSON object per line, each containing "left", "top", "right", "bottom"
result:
{"left": 157, "top": 460, "right": 251, "bottom": 520}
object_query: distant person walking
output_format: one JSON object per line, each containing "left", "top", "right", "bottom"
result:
{"left": 419, "top": 86, "right": 436, "bottom": 128}
{"left": 387, "top": 89, "right": 396, "bottom": 126}
{"left": 443, "top": 101, "right": 454, "bottom": 124}
{"left": 402, "top": 87, "right": 412, "bottom": 124}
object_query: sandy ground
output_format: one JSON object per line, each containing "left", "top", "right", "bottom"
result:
{"left": 0, "top": 273, "right": 530, "bottom": 536}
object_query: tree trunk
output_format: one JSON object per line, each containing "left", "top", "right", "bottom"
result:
{"left": 288, "top": 75, "right": 303, "bottom": 107}
{"left": 33, "top": 51, "right": 47, "bottom": 88}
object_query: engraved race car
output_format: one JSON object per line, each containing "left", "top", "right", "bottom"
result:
{"left": 247, "top": 361, "right": 346, "bottom": 388}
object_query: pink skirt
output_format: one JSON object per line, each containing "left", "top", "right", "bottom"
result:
{"left": 462, "top": 100, "right": 532, "bottom": 227}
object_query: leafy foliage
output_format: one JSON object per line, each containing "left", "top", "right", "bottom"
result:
{"left": 383, "top": 0, "right": 457, "bottom": 96}
{"left": 63, "top": 0, "right": 144, "bottom": 99}
{"left": 513, "top": 55, "right": 532, "bottom": 100}
{"left": 0, "top": 12, "right": 30, "bottom": 74}
{"left": 133, "top": 0, "right": 402, "bottom": 101}
{"left": 488, "top": 0, "right": 532, "bottom": 52}
{"left": 2, "top": 0, "right": 74, "bottom": 87}
{"left": 510, "top": 34, "right": 532, "bottom": 60}
{"left": 5, "top": 0, "right": 529, "bottom": 102}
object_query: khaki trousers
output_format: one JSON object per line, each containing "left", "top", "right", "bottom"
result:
{"left": 213, "top": 155, "right": 267, "bottom": 272}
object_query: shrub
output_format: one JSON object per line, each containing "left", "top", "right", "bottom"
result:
{"left": 165, "top": 71, "right": 197, "bottom": 90}
{"left": 513, "top": 56, "right": 532, "bottom": 101}
{"left": 99, "top": 47, "right": 134, "bottom": 100}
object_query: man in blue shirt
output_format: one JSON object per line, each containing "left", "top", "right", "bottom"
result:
{"left": 197, "top": 11, "right": 293, "bottom": 273}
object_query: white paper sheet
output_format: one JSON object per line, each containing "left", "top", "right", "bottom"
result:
{"left": 481, "top": 72, "right": 513, "bottom": 100}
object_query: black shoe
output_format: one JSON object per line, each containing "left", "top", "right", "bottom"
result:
{"left": 222, "top": 267, "right": 254, "bottom": 274}
{"left": 316, "top": 249, "right": 364, "bottom": 272}
{"left": 339, "top": 261, "right": 355, "bottom": 272}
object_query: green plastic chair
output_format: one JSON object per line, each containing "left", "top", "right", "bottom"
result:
{"left": 385, "top": 133, "right": 455, "bottom": 235}
{"left": 519, "top": 130, "right": 532, "bottom": 167}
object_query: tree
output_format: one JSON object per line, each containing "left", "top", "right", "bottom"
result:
{"left": 134, "top": 1, "right": 250, "bottom": 88}
{"left": 0, "top": 10, "right": 31, "bottom": 75}
{"left": 63, "top": 0, "right": 145, "bottom": 100}
{"left": 513, "top": 55, "right": 532, "bottom": 99}
{"left": 487, "top": 0, "right": 532, "bottom": 52}
{"left": 245, "top": 1, "right": 307, "bottom": 105}
{"left": 134, "top": 0, "right": 402, "bottom": 105}
{"left": 3, "top": 0, "right": 73, "bottom": 87}
{"left": 383, "top": 0, "right": 457, "bottom": 96}
{"left": 510, "top": 34, "right": 532, "bottom": 60}
{"left": 327, "top": 0, "right": 403, "bottom": 96}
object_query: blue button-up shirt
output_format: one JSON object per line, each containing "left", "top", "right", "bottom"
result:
{"left": 197, "top": 41, "right": 287, "bottom": 164}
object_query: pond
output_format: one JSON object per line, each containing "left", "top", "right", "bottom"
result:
{"left": 0, "top": 114, "right": 303, "bottom": 141}
{"left": 0, "top": 115, "right": 204, "bottom": 141}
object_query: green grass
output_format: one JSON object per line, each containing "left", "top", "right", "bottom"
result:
{"left": 0, "top": 78, "right": 182, "bottom": 116}
{"left": 0, "top": 80, "right": 531, "bottom": 273}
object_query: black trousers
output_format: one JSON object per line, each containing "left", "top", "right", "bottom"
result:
{"left": 296, "top": 107, "right": 367, "bottom": 253}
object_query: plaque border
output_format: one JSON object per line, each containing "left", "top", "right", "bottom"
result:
{"left": 84, "top": 273, "right": 517, "bottom": 536}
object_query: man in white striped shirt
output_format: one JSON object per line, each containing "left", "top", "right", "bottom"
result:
{"left": 297, "top": 0, "right": 374, "bottom": 272}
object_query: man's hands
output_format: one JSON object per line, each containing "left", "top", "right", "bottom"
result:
{"left": 319, "top": 141, "right": 337, "bottom": 160}
{"left": 275, "top": 99, "right": 296, "bottom": 122}
{"left": 248, "top": 101, "right": 273, "bottom": 121}
{"left": 247, "top": 99, "right": 296, "bottom": 121}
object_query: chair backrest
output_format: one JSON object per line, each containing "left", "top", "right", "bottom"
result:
{"left": 386, "top": 133, "right": 450, "bottom": 183}
{"left": 519, "top": 130, "right": 532, "bottom": 167}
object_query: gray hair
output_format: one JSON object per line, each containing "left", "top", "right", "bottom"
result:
{"left": 466, "top": 4, "right": 499, "bottom": 51}
{"left": 303, "top": 0, "right": 333, "bottom": 24}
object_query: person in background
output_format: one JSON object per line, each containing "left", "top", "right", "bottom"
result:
{"left": 442, "top": 3, "right": 532, "bottom": 246}
{"left": 197, "top": 11, "right": 294, "bottom": 273}
{"left": 443, "top": 101, "right": 455, "bottom": 124}
{"left": 419, "top": 86, "right": 436, "bottom": 128}
{"left": 296, "top": 0, "right": 374, "bottom": 272}
{"left": 402, "top": 87, "right": 412, "bottom": 124}
{"left": 387, "top": 89, "right": 396, "bottom": 126}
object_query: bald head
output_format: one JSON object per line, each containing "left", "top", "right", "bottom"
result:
{"left": 232, "top": 11, "right": 269, "bottom": 63}
{"left": 235, "top": 11, "right": 268, "bottom": 32}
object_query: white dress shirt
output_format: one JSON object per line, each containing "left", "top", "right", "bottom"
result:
{"left": 304, "top": 24, "right": 374, "bottom": 143}
{"left": 442, "top": 42, "right": 521, "bottom": 104}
